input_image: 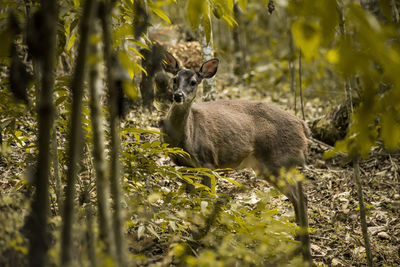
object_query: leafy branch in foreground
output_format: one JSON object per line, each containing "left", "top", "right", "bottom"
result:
{"left": 121, "top": 128, "right": 305, "bottom": 266}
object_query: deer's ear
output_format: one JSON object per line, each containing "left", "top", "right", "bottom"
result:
{"left": 199, "top": 58, "right": 219, "bottom": 79}
{"left": 163, "top": 52, "right": 180, "bottom": 75}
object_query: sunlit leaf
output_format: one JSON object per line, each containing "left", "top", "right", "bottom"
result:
{"left": 291, "top": 19, "right": 321, "bottom": 61}
{"left": 55, "top": 96, "right": 68, "bottom": 107}
{"left": 126, "top": 38, "right": 150, "bottom": 50}
{"left": 128, "top": 46, "right": 144, "bottom": 59}
{"left": 67, "top": 32, "right": 77, "bottom": 51}
{"left": 186, "top": 0, "right": 205, "bottom": 31}
{"left": 381, "top": 110, "right": 400, "bottom": 150}
{"left": 202, "top": 12, "right": 211, "bottom": 44}
{"left": 238, "top": 0, "right": 247, "bottom": 10}
{"left": 152, "top": 8, "right": 171, "bottom": 24}
{"left": 122, "top": 80, "right": 138, "bottom": 100}
{"left": 326, "top": 49, "right": 339, "bottom": 64}
{"left": 151, "top": 140, "right": 161, "bottom": 147}
{"left": 114, "top": 23, "right": 133, "bottom": 48}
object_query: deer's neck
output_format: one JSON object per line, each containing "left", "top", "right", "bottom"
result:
{"left": 164, "top": 102, "right": 193, "bottom": 146}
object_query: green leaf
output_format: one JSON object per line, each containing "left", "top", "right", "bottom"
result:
{"left": 238, "top": 0, "right": 247, "bottom": 10}
{"left": 122, "top": 80, "right": 138, "bottom": 100}
{"left": 128, "top": 46, "right": 144, "bottom": 59}
{"left": 130, "top": 39, "right": 149, "bottom": 50}
{"left": 381, "top": 110, "right": 400, "bottom": 150}
{"left": 169, "top": 221, "right": 177, "bottom": 232}
{"left": 152, "top": 8, "right": 171, "bottom": 24}
{"left": 119, "top": 50, "right": 145, "bottom": 80}
{"left": 219, "top": 175, "right": 242, "bottom": 187}
{"left": 222, "top": 13, "right": 237, "bottom": 27}
{"left": 151, "top": 140, "right": 161, "bottom": 148}
{"left": 316, "top": 0, "right": 338, "bottom": 45}
{"left": 67, "top": 31, "right": 77, "bottom": 52}
{"left": 186, "top": 0, "right": 205, "bottom": 31}
{"left": 114, "top": 23, "right": 133, "bottom": 48}
{"left": 202, "top": 12, "right": 211, "bottom": 44}
{"left": 291, "top": 19, "right": 321, "bottom": 61}
{"left": 55, "top": 96, "right": 68, "bottom": 106}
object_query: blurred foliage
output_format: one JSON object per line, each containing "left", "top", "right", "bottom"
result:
{"left": 0, "top": 195, "right": 28, "bottom": 266}
{"left": 186, "top": 0, "right": 237, "bottom": 43}
{"left": 286, "top": 0, "right": 400, "bottom": 158}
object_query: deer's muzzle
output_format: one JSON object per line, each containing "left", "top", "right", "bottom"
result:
{"left": 173, "top": 92, "right": 184, "bottom": 103}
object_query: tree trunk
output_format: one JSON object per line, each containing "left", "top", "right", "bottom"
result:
{"left": 199, "top": 14, "right": 216, "bottom": 101}
{"left": 233, "top": 2, "right": 247, "bottom": 79}
{"left": 99, "top": 2, "right": 127, "bottom": 266}
{"left": 88, "top": 33, "right": 116, "bottom": 261}
{"left": 140, "top": 44, "right": 165, "bottom": 109}
{"left": 28, "top": 0, "right": 57, "bottom": 266}
{"left": 61, "top": 0, "right": 97, "bottom": 265}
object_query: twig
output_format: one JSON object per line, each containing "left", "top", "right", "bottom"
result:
{"left": 298, "top": 51, "right": 305, "bottom": 120}
{"left": 289, "top": 31, "right": 296, "bottom": 111}
{"left": 389, "top": 154, "right": 399, "bottom": 183}
{"left": 309, "top": 137, "right": 334, "bottom": 150}
{"left": 353, "top": 157, "right": 373, "bottom": 267}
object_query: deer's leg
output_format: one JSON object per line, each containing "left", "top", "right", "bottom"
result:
{"left": 261, "top": 167, "right": 312, "bottom": 264}
{"left": 287, "top": 182, "right": 312, "bottom": 265}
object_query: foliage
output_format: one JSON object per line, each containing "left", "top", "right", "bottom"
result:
{"left": 121, "top": 127, "right": 303, "bottom": 266}
{"left": 186, "top": 0, "right": 238, "bottom": 43}
{"left": 0, "top": 193, "right": 29, "bottom": 267}
{"left": 288, "top": 0, "right": 400, "bottom": 158}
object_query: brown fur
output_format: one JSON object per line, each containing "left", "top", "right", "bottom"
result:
{"left": 163, "top": 100, "right": 309, "bottom": 177}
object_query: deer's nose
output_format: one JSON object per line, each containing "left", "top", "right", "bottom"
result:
{"left": 173, "top": 92, "right": 184, "bottom": 103}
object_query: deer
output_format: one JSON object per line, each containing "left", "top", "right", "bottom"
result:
{"left": 159, "top": 52, "right": 312, "bottom": 261}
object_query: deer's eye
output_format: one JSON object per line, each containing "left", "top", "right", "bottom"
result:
{"left": 173, "top": 77, "right": 177, "bottom": 84}
{"left": 190, "top": 80, "right": 197, "bottom": 86}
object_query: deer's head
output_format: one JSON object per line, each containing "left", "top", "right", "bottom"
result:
{"left": 163, "top": 52, "right": 219, "bottom": 104}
